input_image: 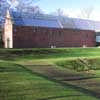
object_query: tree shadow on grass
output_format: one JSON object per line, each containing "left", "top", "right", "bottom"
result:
{"left": 37, "top": 95, "right": 84, "bottom": 100}
{"left": 19, "top": 64, "right": 100, "bottom": 99}
{"left": 60, "top": 76, "right": 100, "bottom": 81}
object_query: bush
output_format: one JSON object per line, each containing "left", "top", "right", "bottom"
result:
{"left": 55, "top": 58, "right": 100, "bottom": 72}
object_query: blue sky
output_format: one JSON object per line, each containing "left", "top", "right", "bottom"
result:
{"left": 35, "top": 0, "right": 100, "bottom": 21}
{"left": 36, "top": 0, "right": 97, "bottom": 12}
{"left": 6, "top": 0, "right": 100, "bottom": 21}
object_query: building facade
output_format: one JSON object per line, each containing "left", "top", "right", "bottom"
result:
{"left": 13, "top": 26, "right": 96, "bottom": 48}
{"left": 2, "top": 10, "right": 97, "bottom": 48}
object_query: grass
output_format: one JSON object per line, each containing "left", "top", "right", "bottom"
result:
{"left": 55, "top": 58, "right": 100, "bottom": 71}
{"left": 0, "top": 61, "right": 97, "bottom": 100}
{"left": 0, "top": 48, "right": 100, "bottom": 100}
{"left": 0, "top": 48, "right": 100, "bottom": 61}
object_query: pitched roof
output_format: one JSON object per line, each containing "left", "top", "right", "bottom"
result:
{"left": 9, "top": 10, "right": 100, "bottom": 31}
{"left": 57, "top": 16, "right": 100, "bottom": 31}
{"left": 10, "top": 11, "right": 62, "bottom": 28}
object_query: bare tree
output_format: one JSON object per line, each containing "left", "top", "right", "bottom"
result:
{"left": 51, "top": 8, "right": 64, "bottom": 17}
{"left": 5, "top": 0, "right": 40, "bottom": 12}
{"left": 6, "top": 0, "right": 43, "bottom": 18}
{"left": 0, "top": 0, "right": 6, "bottom": 47}
{"left": 79, "top": 6, "right": 94, "bottom": 19}
{"left": 56, "top": 8, "right": 64, "bottom": 16}
{"left": 0, "top": 0, "right": 6, "bottom": 23}
{"left": 20, "top": 5, "right": 43, "bottom": 14}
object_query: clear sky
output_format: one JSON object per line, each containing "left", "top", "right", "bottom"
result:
{"left": 34, "top": 0, "right": 100, "bottom": 21}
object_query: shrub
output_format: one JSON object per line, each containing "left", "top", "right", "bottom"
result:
{"left": 55, "top": 58, "right": 100, "bottom": 72}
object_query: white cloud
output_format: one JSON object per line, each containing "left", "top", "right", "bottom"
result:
{"left": 61, "top": 8, "right": 80, "bottom": 18}
{"left": 90, "top": 11, "right": 100, "bottom": 21}
{"left": 61, "top": 8, "right": 100, "bottom": 21}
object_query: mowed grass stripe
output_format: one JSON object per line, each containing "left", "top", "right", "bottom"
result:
{"left": 0, "top": 48, "right": 100, "bottom": 62}
{"left": 0, "top": 62, "right": 98, "bottom": 100}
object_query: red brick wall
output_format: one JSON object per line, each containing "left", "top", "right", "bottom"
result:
{"left": 13, "top": 26, "right": 96, "bottom": 48}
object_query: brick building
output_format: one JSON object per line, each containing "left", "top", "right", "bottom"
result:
{"left": 3, "top": 10, "right": 100, "bottom": 48}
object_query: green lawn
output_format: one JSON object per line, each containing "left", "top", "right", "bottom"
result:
{"left": 0, "top": 61, "right": 98, "bottom": 100}
{"left": 0, "top": 48, "right": 100, "bottom": 100}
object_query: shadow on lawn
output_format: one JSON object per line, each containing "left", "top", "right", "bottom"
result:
{"left": 30, "top": 71, "right": 100, "bottom": 99}
{"left": 60, "top": 76, "right": 100, "bottom": 81}
{"left": 19, "top": 64, "right": 100, "bottom": 99}
{"left": 0, "top": 49, "right": 60, "bottom": 61}
{"left": 37, "top": 95, "right": 84, "bottom": 100}
{"left": 0, "top": 55, "right": 20, "bottom": 61}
